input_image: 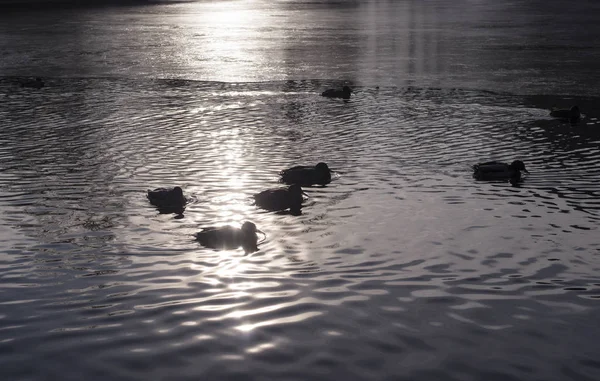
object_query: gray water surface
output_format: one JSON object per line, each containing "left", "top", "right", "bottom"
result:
{"left": 1, "top": 1, "right": 600, "bottom": 380}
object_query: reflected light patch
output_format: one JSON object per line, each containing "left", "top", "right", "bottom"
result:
{"left": 194, "top": 302, "right": 247, "bottom": 312}
{"left": 220, "top": 354, "right": 244, "bottom": 361}
{"left": 184, "top": 1, "right": 270, "bottom": 81}
{"left": 204, "top": 2, "right": 252, "bottom": 26}
{"left": 226, "top": 175, "right": 247, "bottom": 189}
{"left": 227, "top": 303, "right": 282, "bottom": 320}
{"left": 236, "top": 311, "right": 322, "bottom": 332}
{"left": 214, "top": 254, "right": 250, "bottom": 279}
{"left": 212, "top": 200, "right": 252, "bottom": 223}
{"left": 246, "top": 342, "right": 276, "bottom": 354}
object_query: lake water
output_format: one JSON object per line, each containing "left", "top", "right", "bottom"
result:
{"left": 1, "top": 1, "right": 600, "bottom": 380}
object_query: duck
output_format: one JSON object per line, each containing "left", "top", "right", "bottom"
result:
{"left": 195, "top": 221, "right": 263, "bottom": 253}
{"left": 147, "top": 186, "right": 187, "bottom": 210}
{"left": 473, "top": 160, "right": 528, "bottom": 183}
{"left": 321, "top": 86, "right": 352, "bottom": 99}
{"left": 20, "top": 77, "right": 44, "bottom": 89}
{"left": 280, "top": 162, "right": 332, "bottom": 186}
{"left": 254, "top": 184, "right": 307, "bottom": 214}
{"left": 550, "top": 105, "right": 580, "bottom": 121}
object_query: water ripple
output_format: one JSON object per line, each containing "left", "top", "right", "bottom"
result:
{"left": 1, "top": 78, "right": 600, "bottom": 380}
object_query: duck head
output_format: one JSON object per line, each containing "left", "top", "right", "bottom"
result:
{"left": 510, "top": 160, "right": 528, "bottom": 173}
{"left": 172, "top": 186, "right": 186, "bottom": 203}
{"left": 570, "top": 106, "right": 581, "bottom": 119}
{"left": 173, "top": 186, "right": 184, "bottom": 196}
{"left": 241, "top": 221, "right": 257, "bottom": 235}
{"left": 240, "top": 221, "right": 265, "bottom": 253}
{"left": 315, "top": 162, "right": 332, "bottom": 184}
{"left": 241, "top": 221, "right": 266, "bottom": 238}
{"left": 316, "top": 162, "right": 330, "bottom": 173}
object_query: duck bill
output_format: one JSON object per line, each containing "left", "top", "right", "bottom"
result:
{"left": 523, "top": 169, "right": 530, "bottom": 174}
{"left": 302, "top": 191, "right": 310, "bottom": 198}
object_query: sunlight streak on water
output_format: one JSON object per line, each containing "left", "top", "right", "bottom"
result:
{"left": 181, "top": 2, "right": 277, "bottom": 82}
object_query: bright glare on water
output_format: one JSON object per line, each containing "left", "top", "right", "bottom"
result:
{"left": 1, "top": 1, "right": 600, "bottom": 380}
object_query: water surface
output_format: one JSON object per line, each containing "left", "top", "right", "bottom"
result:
{"left": 1, "top": 1, "right": 600, "bottom": 380}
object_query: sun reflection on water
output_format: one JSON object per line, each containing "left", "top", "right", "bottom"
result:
{"left": 181, "top": 1, "right": 276, "bottom": 81}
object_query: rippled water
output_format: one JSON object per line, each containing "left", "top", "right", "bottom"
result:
{"left": 1, "top": 1, "right": 600, "bottom": 381}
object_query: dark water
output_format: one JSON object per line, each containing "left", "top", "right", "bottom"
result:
{"left": 1, "top": 1, "right": 600, "bottom": 380}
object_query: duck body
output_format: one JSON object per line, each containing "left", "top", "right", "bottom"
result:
{"left": 254, "top": 184, "right": 305, "bottom": 213}
{"left": 20, "top": 77, "right": 44, "bottom": 89}
{"left": 195, "top": 221, "right": 260, "bottom": 252}
{"left": 473, "top": 160, "right": 528, "bottom": 183}
{"left": 550, "top": 106, "right": 580, "bottom": 121}
{"left": 321, "top": 86, "right": 352, "bottom": 99}
{"left": 147, "top": 186, "right": 187, "bottom": 209}
{"left": 280, "top": 162, "right": 331, "bottom": 186}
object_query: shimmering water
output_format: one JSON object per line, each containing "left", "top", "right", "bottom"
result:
{"left": 1, "top": 1, "right": 600, "bottom": 380}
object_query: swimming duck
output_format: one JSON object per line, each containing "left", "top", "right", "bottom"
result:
{"left": 280, "top": 162, "right": 332, "bottom": 186}
{"left": 321, "top": 86, "right": 352, "bottom": 99}
{"left": 473, "top": 160, "right": 528, "bottom": 183}
{"left": 195, "top": 221, "right": 263, "bottom": 253}
{"left": 20, "top": 77, "right": 44, "bottom": 89}
{"left": 254, "top": 184, "right": 307, "bottom": 214}
{"left": 550, "top": 105, "right": 580, "bottom": 121}
{"left": 147, "top": 186, "right": 187, "bottom": 209}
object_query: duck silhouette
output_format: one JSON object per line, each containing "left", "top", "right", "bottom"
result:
{"left": 473, "top": 160, "right": 528, "bottom": 184}
{"left": 147, "top": 186, "right": 187, "bottom": 214}
{"left": 20, "top": 77, "right": 44, "bottom": 89}
{"left": 550, "top": 105, "right": 580, "bottom": 121}
{"left": 321, "top": 86, "right": 352, "bottom": 99}
{"left": 280, "top": 162, "right": 331, "bottom": 186}
{"left": 254, "top": 184, "right": 307, "bottom": 214}
{"left": 195, "top": 221, "right": 263, "bottom": 253}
